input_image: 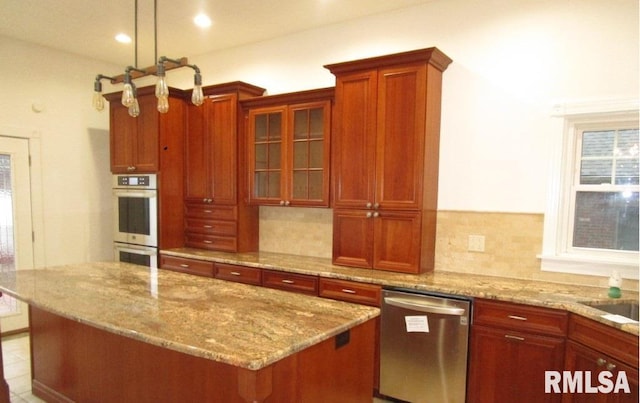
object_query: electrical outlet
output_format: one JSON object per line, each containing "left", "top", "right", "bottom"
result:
{"left": 468, "top": 235, "right": 485, "bottom": 252}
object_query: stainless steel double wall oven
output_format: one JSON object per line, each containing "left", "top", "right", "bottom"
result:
{"left": 112, "top": 174, "right": 158, "bottom": 267}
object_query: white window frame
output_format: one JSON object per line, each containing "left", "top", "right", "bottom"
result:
{"left": 540, "top": 99, "right": 639, "bottom": 280}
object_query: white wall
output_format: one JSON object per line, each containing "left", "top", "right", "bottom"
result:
{"left": 179, "top": 0, "right": 638, "bottom": 213}
{"left": 0, "top": 37, "right": 117, "bottom": 266}
{"left": 0, "top": 0, "right": 637, "bottom": 265}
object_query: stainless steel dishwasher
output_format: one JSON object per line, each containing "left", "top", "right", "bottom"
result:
{"left": 379, "top": 288, "right": 472, "bottom": 403}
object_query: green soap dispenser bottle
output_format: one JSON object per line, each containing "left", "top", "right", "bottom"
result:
{"left": 608, "top": 270, "right": 622, "bottom": 299}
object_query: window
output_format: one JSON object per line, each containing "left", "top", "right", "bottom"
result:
{"left": 541, "top": 100, "right": 639, "bottom": 279}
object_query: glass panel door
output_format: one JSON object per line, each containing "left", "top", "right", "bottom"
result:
{"left": 0, "top": 136, "right": 33, "bottom": 333}
{"left": 291, "top": 105, "right": 327, "bottom": 202}
{"left": 251, "top": 109, "right": 284, "bottom": 201}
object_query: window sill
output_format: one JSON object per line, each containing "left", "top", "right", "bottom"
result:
{"left": 539, "top": 254, "right": 639, "bottom": 280}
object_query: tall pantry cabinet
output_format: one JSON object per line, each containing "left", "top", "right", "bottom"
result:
{"left": 325, "top": 48, "right": 452, "bottom": 274}
{"left": 184, "top": 82, "right": 265, "bottom": 252}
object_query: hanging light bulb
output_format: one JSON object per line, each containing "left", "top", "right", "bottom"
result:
{"left": 191, "top": 70, "right": 204, "bottom": 106}
{"left": 155, "top": 62, "right": 169, "bottom": 98}
{"left": 92, "top": 77, "right": 105, "bottom": 111}
{"left": 121, "top": 72, "right": 135, "bottom": 108}
{"left": 157, "top": 95, "right": 169, "bottom": 114}
{"left": 128, "top": 84, "right": 140, "bottom": 117}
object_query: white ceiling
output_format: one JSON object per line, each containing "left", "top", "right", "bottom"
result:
{"left": 0, "top": 0, "right": 435, "bottom": 68}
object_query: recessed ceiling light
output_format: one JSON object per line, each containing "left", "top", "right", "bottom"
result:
{"left": 115, "top": 33, "right": 132, "bottom": 44}
{"left": 194, "top": 13, "right": 212, "bottom": 28}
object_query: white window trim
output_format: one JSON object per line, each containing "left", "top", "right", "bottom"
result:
{"left": 540, "top": 99, "right": 640, "bottom": 280}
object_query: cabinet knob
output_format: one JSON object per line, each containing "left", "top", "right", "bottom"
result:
{"left": 596, "top": 358, "right": 606, "bottom": 367}
{"left": 127, "top": 166, "right": 136, "bottom": 172}
{"left": 373, "top": 203, "right": 380, "bottom": 209}
{"left": 285, "top": 200, "right": 290, "bottom": 206}
{"left": 373, "top": 212, "right": 379, "bottom": 218}
{"left": 366, "top": 212, "right": 373, "bottom": 218}
{"left": 606, "top": 362, "right": 616, "bottom": 371}
{"left": 280, "top": 200, "right": 285, "bottom": 206}
{"left": 366, "top": 202, "right": 372, "bottom": 209}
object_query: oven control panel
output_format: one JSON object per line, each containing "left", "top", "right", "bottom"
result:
{"left": 113, "top": 174, "right": 157, "bottom": 189}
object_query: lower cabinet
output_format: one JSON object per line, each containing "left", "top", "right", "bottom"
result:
{"left": 159, "top": 255, "right": 215, "bottom": 278}
{"left": 214, "top": 263, "right": 262, "bottom": 286}
{"left": 261, "top": 270, "right": 319, "bottom": 296}
{"left": 467, "top": 299, "right": 568, "bottom": 403}
{"left": 563, "top": 314, "right": 639, "bottom": 403}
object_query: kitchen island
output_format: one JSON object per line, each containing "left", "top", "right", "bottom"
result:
{"left": 0, "top": 262, "right": 379, "bottom": 402}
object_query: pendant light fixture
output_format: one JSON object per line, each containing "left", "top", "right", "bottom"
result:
{"left": 92, "top": 0, "right": 204, "bottom": 117}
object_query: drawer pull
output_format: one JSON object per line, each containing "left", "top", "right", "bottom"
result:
{"left": 203, "top": 225, "right": 213, "bottom": 229}
{"left": 504, "top": 334, "right": 525, "bottom": 341}
{"left": 203, "top": 240, "right": 213, "bottom": 244}
{"left": 203, "top": 210, "right": 212, "bottom": 213}
{"left": 281, "top": 279, "right": 295, "bottom": 284}
{"left": 230, "top": 271, "right": 241, "bottom": 276}
{"left": 507, "top": 315, "right": 528, "bottom": 321}
{"left": 180, "top": 264, "right": 190, "bottom": 268}
{"left": 341, "top": 289, "right": 357, "bottom": 294}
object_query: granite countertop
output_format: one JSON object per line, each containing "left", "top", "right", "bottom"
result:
{"left": 0, "top": 262, "right": 379, "bottom": 370}
{"left": 162, "top": 248, "right": 640, "bottom": 336}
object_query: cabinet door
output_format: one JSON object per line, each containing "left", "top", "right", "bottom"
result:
{"left": 185, "top": 101, "right": 209, "bottom": 201}
{"left": 332, "top": 209, "right": 374, "bottom": 269}
{"left": 133, "top": 95, "right": 159, "bottom": 172}
{"left": 110, "top": 103, "right": 136, "bottom": 173}
{"left": 289, "top": 101, "right": 331, "bottom": 206}
{"left": 468, "top": 325, "right": 565, "bottom": 403}
{"left": 248, "top": 106, "right": 287, "bottom": 204}
{"left": 332, "top": 70, "right": 377, "bottom": 209}
{"left": 372, "top": 210, "right": 421, "bottom": 273}
{"left": 375, "top": 63, "right": 426, "bottom": 210}
{"left": 209, "top": 94, "right": 238, "bottom": 204}
{"left": 564, "top": 341, "right": 639, "bottom": 403}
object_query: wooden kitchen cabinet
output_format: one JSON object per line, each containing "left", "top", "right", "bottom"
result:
{"left": 214, "top": 263, "right": 262, "bottom": 286}
{"left": 262, "top": 269, "right": 318, "bottom": 296}
{"left": 107, "top": 89, "right": 183, "bottom": 174}
{"left": 159, "top": 254, "right": 214, "bottom": 278}
{"left": 467, "top": 299, "right": 568, "bottom": 403}
{"left": 242, "top": 88, "right": 333, "bottom": 207}
{"left": 563, "top": 314, "right": 639, "bottom": 403}
{"left": 105, "top": 86, "right": 186, "bottom": 249}
{"left": 325, "top": 48, "right": 452, "bottom": 273}
{"left": 184, "top": 82, "right": 265, "bottom": 252}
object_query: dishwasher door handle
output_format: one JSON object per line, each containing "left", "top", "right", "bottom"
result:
{"left": 384, "top": 297, "right": 466, "bottom": 316}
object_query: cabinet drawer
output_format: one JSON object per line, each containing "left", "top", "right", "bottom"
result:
{"left": 473, "top": 299, "right": 568, "bottom": 337}
{"left": 185, "top": 218, "right": 237, "bottom": 236}
{"left": 262, "top": 270, "right": 318, "bottom": 296}
{"left": 568, "top": 314, "right": 639, "bottom": 368}
{"left": 160, "top": 255, "right": 214, "bottom": 278}
{"left": 185, "top": 204, "right": 237, "bottom": 220}
{"left": 185, "top": 234, "right": 237, "bottom": 252}
{"left": 318, "top": 278, "right": 381, "bottom": 307}
{"left": 215, "top": 263, "right": 262, "bottom": 286}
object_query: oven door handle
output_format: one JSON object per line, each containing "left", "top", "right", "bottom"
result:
{"left": 115, "top": 246, "right": 157, "bottom": 256}
{"left": 113, "top": 190, "right": 157, "bottom": 198}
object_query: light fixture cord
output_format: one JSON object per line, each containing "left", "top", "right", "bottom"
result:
{"left": 134, "top": 0, "right": 138, "bottom": 68}
{"left": 154, "top": 0, "right": 158, "bottom": 62}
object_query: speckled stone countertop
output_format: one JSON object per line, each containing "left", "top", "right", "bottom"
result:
{"left": 0, "top": 262, "right": 379, "bottom": 370}
{"left": 162, "top": 248, "right": 640, "bottom": 336}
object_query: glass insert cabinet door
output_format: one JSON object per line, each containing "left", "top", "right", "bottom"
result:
{"left": 248, "top": 100, "right": 330, "bottom": 207}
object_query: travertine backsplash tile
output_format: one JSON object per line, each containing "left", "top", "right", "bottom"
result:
{"left": 259, "top": 208, "right": 638, "bottom": 291}
{"left": 259, "top": 207, "right": 333, "bottom": 258}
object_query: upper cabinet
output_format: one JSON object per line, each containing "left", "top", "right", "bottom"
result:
{"left": 184, "top": 82, "right": 265, "bottom": 252}
{"left": 325, "top": 48, "right": 452, "bottom": 274}
{"left": 241, "top": 88, "right": 333, "bottom": 208}
{"left": 106, "top": 87, "right": 185, "bottom": 174}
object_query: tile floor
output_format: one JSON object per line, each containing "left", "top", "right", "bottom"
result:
{"left": 3, "top": 332, "right": 392, "bottom": 403}
{"left": 1, "top": 333, "right": 43, "bottom": 403}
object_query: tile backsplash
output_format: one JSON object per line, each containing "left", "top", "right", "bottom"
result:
{"left": 259, "top": 207, "right": 639, "bottom": 292}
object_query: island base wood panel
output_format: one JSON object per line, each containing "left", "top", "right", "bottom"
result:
{"left": 29, "top": 306, "right": 375, "bottom": 403}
